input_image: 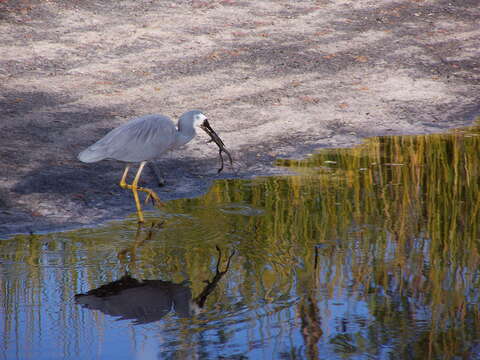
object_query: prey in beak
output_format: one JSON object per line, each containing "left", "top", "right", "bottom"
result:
{"left": 200, "top": 119, "right": 233, "bottom": 173}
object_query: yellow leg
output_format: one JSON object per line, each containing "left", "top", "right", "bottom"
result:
{"left": 132, "top": 162, "right": 164, "bottom": 207}
{"left": 119, "top": 164, "right": 130, "bottom": 188}
{"left": 131, "top": 163, "right": 145, "bottom": 223}
{"left": 118, "top": 162, "right": 163, "bottom": 223}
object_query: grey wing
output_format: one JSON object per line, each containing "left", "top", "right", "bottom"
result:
{"left": 78, "top": 115, "right": 177, "bottom": 163}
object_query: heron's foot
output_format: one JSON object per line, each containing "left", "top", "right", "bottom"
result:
{"left": 157, "top": 177, "right": 166, "bottom": 187}
{"left": 141, "top": 187, "right": 164, "bottom": 207}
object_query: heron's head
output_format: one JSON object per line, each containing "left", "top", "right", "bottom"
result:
{"left": 178, "top": 110, "right": 207, "bottom": 132}
{"left": 179, "top": 110, "right": 233, "bottom": 173}
{"left": 192, "top": 111, "right": 208, "bottom": 128}
{"left": 179, "top": 110, "right": 215, "bottom": 139}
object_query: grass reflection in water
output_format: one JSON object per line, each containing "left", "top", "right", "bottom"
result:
{"left": 1, "top": 126, "right": 480, "bottom": 359}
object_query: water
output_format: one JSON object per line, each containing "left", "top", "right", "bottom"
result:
{"left": 2, "top": 127, "right": 480, "bottom": 359}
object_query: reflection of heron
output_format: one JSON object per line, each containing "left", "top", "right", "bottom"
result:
{"left": 75, "top": 246, "right": 235, "bottom": 324}
{"left": 78, "top": 110, "right": 232, "bottom": 223}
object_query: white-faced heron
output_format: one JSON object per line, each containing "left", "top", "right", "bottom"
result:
{"left": 78, "top": 110, "right": 232, "bottom": 222}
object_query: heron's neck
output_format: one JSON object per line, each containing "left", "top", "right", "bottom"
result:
{"left": 175, "top": 127, "right": 196, "bottom": 147}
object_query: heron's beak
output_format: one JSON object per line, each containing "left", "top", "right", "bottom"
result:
{"left": 200, "top": 119, "right": 234, "bottom": 173}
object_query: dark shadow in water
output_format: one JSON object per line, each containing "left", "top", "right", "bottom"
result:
{"left": 75, "top": 240, "right": 235, "bottom": 325}
{"left": 299, "top": 246, "right": 323, "bottom": 359}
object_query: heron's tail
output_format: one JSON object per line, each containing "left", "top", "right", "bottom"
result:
{"left": 78, "top": 146, "right": 106, "bottom": 163}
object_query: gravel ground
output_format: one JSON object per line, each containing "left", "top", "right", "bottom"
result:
{"left": 0, "top": 0, "right": 479, "bottom": 236}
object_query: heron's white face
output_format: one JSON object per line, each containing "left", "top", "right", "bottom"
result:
{"left": 193, "top": 113, "right": 208, "bottom": 127}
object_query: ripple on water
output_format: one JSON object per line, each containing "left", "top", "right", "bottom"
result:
{"left": 3, "top": 125, "right": 480, "bottom": 360}
{"left": 143, "top": 210, "right": 245, "bottom": 248}
{"left": 218, "top": 203, "right": 265, "bottom": 216}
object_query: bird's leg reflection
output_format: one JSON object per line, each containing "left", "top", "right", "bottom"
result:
{"left": 119, "top": 162, "right": 164, "bottom": 223}
{"left": 194, "top": 245, "right": 236, "bottom": 308}
{"left": 117, "top": 221, "right": 163, "bottom": 265}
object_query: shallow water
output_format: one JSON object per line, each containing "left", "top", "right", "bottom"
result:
{"left": 2, "top": 127, "right": 480, "bottom": 359}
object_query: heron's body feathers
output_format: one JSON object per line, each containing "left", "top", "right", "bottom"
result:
{"left": 78, "top": 114, "right": 182, "bottom": 163}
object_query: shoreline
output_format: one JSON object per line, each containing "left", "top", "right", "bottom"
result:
{"left": 2, "top": 116, "right": 479, "bottom": 238}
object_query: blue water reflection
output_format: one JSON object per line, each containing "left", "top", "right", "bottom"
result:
{"left": 2, "top": 127, "right": 480, "bottom": 359}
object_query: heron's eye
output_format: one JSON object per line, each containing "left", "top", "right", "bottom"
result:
{"left": 193, "top": 115, "right": 204, "bottom": 127}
